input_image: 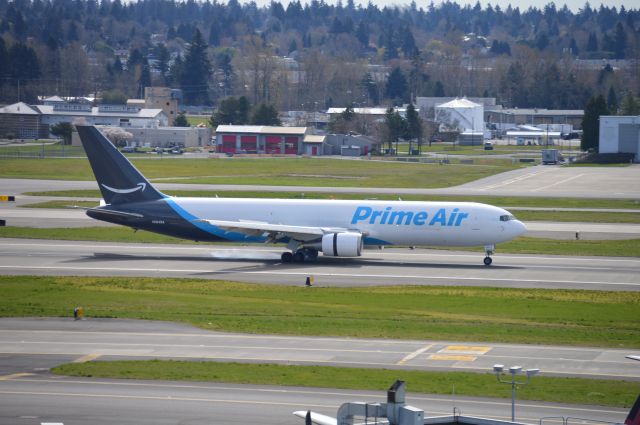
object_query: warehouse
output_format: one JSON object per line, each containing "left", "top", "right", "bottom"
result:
{"left": 599, "top": 116, "right": 640, "bottom": 162}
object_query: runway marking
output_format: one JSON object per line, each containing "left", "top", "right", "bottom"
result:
{"left": 73, "top": 353, "right": 102, "bottom": 363}
{"left": 440, "top": 345, "right": 491, "bottom": 355}
{"left": 0, "top": 373, "right": 34, "bottom": 381}
{"left": 3, "top": 241, "right": 640, "bottom": 264}
{"left": 1, "top": 265, "right": 638, "bottom": 288}
{"left": 531, "top": 173, "right": 585, "bottom": 192}
{"left": 0, "top": 340, "right": 409, "bottom": 354}
{"left": 396, "top": 344, "right": 432, "bottom": 365}
{"left": 2, "top": 379, "right": 626, "bottom": 417}
{"left": 429, "top": 354, "right": 477, "bottom": 361}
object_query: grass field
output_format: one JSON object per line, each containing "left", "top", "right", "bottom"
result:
{"left": 0, "top": 157, "right": 519, "bottom": 187}
{"left": 52, "top": 360, "right": 640, "bottom": 408}
{"left": 1, "top": 276, "right": 638, "bottom": 348}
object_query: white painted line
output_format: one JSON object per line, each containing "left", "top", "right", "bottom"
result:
{"left": 531, "top": 173, "right": 585, "bottom": 192}
{"left": 396, "top": 344, "right": 432, "bottom": 365}
{"left": 0, "top": 265, "right": 638, "bottom": 287}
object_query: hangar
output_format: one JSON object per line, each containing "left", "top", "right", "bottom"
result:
{"left": 215, "top": 125, "right": 327, "bottom": 155}
{"left": 599, "top": 116, "right": 640, "bottom": 162}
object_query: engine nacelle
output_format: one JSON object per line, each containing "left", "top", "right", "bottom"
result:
{"left": 321, "top": 232, "right": 363, "bottom": 257}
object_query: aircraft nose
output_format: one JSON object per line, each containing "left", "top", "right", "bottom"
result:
{"left": 515, "top": 220, "right": 527, "bottom": 236}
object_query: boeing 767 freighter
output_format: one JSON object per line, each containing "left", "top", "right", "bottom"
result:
{"left": 77, "top": 125, "right": 526, "bottom": 265}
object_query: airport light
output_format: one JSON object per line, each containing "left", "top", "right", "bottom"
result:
{"left": 493, "top": 364, "right": 539, "bottom": 422}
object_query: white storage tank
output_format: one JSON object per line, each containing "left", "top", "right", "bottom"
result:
{"left": 435, "top": 98, "right": 484, "bottom": 133}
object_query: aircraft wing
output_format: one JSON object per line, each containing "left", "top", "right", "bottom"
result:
{"left": 292, "top": 411, "right": 389, "bottom": 425}
{"left": 292, "top": 411, "right": 337, "bottom": 425}
{"left": 194, "top": 219, "right": 350, "bottom": 241}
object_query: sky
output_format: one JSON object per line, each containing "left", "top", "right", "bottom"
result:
{"left": 247, "top": 0, "right": 633, "bottom": 12}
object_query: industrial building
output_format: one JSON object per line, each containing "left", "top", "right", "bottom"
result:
{"left": 215, "top": 125, "right": 327, "bottom": 155}
{"left": 0, "top": 101, "right": 168, "bottom": 140}
{"left": 599, "top": 115, "right": 640, "bottom": 162}
{"left": 485, "top": 108, "right": 583, "bottom": 133}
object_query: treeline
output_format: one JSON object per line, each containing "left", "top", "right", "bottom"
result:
{"left": 0, "top": 0, "right": 639, "bottom": 110}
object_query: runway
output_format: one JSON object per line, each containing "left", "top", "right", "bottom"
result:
{"left": 0, "top": 318, "right": 632, "bottom": 425}
{"left": 2, "top": 318, "right": 638, "bottom": 380}
{"left": 1, "top": 239, "right": 639, "bottom": 290}
{"left": 0, "top": 375, "right": 628, "bottom": 425}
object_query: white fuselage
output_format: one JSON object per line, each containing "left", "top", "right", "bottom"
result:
{"left": 163, "top": 197, "right": 527, "bottom": 247}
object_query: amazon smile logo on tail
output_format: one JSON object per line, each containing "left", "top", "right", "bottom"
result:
{"left": 101, "top": 182, "right": 146, "bottom": 194}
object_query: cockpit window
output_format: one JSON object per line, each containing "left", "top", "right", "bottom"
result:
{"left": 500, "top": 214, "right": 516, "bottom": 221}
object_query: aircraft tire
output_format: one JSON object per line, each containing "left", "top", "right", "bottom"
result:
{"left": 483, "top": 256, "right": 492, "bottom": 266}
{"left": 281, "top": 252, "right": 294, "bottom": 263}
{"left": 293, "top": 251, "right": 305, "bottom": 263}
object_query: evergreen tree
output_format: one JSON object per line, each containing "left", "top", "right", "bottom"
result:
{"left": 210, "top": 96, "right": 252, "bottom": 127}
{"left": 586, "top": 32, "right": 598, "bottom": 51}
{"left": 405, "top": 103, "right": 422, "bottom": 153}
{"left": 384, "top": 107, "right": 406, "bottom": 154}
{"left": 385, "top": 67, "right": 408, "bottom": 104}
{"left": 607, "top": 86, "right": 618, "bottom": 113}
{"left": 251, "top": 103, "right": 281, "bottom": 125}
{"left": 173, "top": 111, "right": 189, "bottom": 127}
{"left": 0, "top": 38, "right": 7, "bottom": 89}
{"left": 613, "top": 22, "right": 627, "bottom": 59}
{"left": 619, "top": 93, "right": 640, "bottom": 115}
{"left": 180, "top": 29, "right": 212, "bottom": 105}
{"left": 50, "top": 122, "right": 74, "bottom": 145}
{"left": 581, "top": 95, "right": 608, "bottom": 152}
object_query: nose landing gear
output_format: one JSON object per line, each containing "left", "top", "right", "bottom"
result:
{"left": 484, "top": 244, "right": 495, "bottom": 266}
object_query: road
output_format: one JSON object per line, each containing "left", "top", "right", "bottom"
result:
{"left": 1, "top": 239, "right": 639, "bottom": 291}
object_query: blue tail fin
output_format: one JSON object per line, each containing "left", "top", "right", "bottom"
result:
{"left": 77, "top": 125, "right": 165, "bottom": 205}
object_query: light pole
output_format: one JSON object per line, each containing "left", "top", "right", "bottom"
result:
{"left": 493, "top": 364, "right": 539, "bottom": 422}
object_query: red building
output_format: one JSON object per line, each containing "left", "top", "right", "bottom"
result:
{"left": 216, "top": 125, "right": 321, "bottom": 155}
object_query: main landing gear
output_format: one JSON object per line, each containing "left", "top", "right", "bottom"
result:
{"left": 484, "top": 244, "right": 494, "bottom": 266}
{"left": 281, "top": 248, "right": 318, "bottom": 263}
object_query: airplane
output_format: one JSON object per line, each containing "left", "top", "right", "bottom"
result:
{"left": 77, "top": 125, "right": 527, "bottom": 265}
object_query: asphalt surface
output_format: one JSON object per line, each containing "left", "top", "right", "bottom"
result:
{"left": 1, "top": 164, "right": 640, "bottom": 199}
{"left": 1, "top": 318, "right": 638, "bottom": 380}
{"left": 0, "top": 375, "right": 628, "bottom": 425}
{"left": 1, "top": 239, "right": 639, "bottom": 291}
{"left": 0, "top": 318, "right": 633, "bottom": 425}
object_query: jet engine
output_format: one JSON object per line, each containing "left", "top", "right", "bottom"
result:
{"left": 321, "top": 232, "right": 363, "bottom": 257}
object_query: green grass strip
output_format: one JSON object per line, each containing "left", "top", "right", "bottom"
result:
{"left": 1, "top": 226, "right": 639, "bottom": 257}
{"left": 0, "top": 157, "right": 519, "bottom": 188}
{"left": 52, "top": 360, "right": 639, "bottom": 408}
{"left": 1, "top": 276, "right": 638, "bottom": 348}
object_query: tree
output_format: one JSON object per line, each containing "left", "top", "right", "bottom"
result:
{"left": 210, "top": 96, "right": 251, "bottom": 127}
{"left": 581, "top": 95, "right": 609, "bottom": 152}
{"left": 607, "top": 86, "right": 618, "bottom": 113}
{"left": 251, "top": 103, "right": 281, "bottom": 125}
{"left": 405, "top": 103, "right": 422, "bottom": 153}
{"left": 180, "top": 29, "right": 212, "bottom": 105}
{"left": 384, "top": 107, "right": 406, "bottom": 154}
{"left": 173, "top": 112, "right": 189, "bottom": 127}
{"left": 619, "top": 93, "right": 640, "bottom": 115}
{"left": 385, "top": 67, "right": 408, "bottom": 104}
{"left": 50, "top": 122, "right": 74, "bottom": 145}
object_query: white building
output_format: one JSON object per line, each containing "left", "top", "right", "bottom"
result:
{"left": 434, "top": 98, "right": 484, "bottom": 133}
{"left": 599, "top": 116, "right": 640, "bottom": 162}
{"left": 37, "top": 104, "right": 168, "bottom": 128}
